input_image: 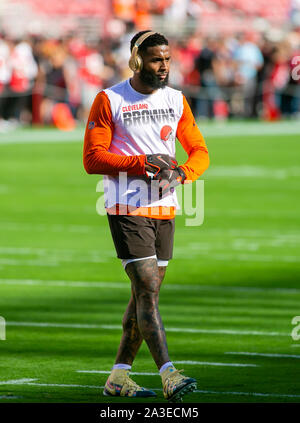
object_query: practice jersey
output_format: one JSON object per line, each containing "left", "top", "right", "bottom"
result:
{"left": 83, "top": 79, "right": 209, "bottom": 218}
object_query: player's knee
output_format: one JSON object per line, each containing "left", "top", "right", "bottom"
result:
{"left": 135, "top": 288, "right": 159, "bottom": 305}
{"left": 122, "top": 314, "right": 138, "bottom": 332}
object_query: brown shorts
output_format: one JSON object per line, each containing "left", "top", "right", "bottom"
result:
{"left": 107, "top": 214, "right": 175, "bottom": 260}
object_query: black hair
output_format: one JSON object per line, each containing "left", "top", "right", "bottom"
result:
{"left": 130, "top": 30, "right": 168, "bottom": 53}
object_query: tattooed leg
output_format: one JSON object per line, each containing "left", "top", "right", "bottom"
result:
{"left": 126, "top": 258, "right": 170, "bottom": 369}
{"left": 114, "top": 292, "right": 142, "bottom": 366}
{"left": 114, "top": 263, "right": 167, "bottom": 366}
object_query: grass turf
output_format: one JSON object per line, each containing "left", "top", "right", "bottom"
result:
{"left": 0, "top": 123, "right": 299, "bottom": 403}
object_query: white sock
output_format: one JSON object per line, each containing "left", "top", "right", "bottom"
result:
{"left": 112, "top": 363, "right": 131, "bottom": 371}
{"left": 159, "top": 361, "right": 174, "bottom": 374}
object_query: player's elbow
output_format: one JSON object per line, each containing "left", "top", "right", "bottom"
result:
{"left": 197, "top": 151, "right": 210, "bottom": 178}
{"left": 203, "top": 151, "right": 210, "bottom": 172}
{"left": 188, "top": 151, "right": 210, "bottom": 182}
{"left": 83, "top": 154, "right": 95, "bottom": 174}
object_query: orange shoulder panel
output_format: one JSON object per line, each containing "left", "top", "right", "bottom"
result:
{"left": 83, "top": 91, "right": 146, "bottom": 176}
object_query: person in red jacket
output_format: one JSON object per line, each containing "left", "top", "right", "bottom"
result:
{"left": 83, "top": 30, "right": 209, "bottom": 402}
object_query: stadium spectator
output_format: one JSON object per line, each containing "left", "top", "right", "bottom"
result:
{"left": 232, "top": 32, "right": 264, "bottom": 117}
{"left": 37, "top": 40, "right": 68, "bottom": 124}
{"left": 8, "top": 38, "right": 38, "bottom": 123}
{"left": 0, "top": 0, "right": 299, "bottom": 126}
{"left": 0, "top": 37, "right": 38, "bottom": 127}
{"left": 194, "top": 36, "right": 220, "bottom": 119}
{"left": 0, "top": 35, "right": 12, "bottom": 131}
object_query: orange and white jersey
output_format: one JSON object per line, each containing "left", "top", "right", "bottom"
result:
{"left": 83, "top": 79, "right": 209, "bottom": 218}
{"left": 104, "top": 79, "right": 182, "bottom": 158}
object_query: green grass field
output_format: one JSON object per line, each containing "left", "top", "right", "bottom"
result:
{"left": 0, "top": 121, "right": 300, "bottom": 403}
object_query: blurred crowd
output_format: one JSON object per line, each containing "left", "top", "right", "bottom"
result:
{"left": 0, "top": 22, "right": 300, "bottom": 131}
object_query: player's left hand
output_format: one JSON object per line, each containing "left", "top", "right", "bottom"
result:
{"left": 156, "top": 167, "right": 186, "bottom": 196}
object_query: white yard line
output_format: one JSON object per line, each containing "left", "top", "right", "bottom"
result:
{"left": 1, "top": 278, "right": 300, "bottom": 295}
{"left": 0, "top": 129, "right": 82, "bottom": 145}
{"left": 77, "top": 360, "right": 259, "bottom": 375}
{"left": 0, "top": 257, "right": 106, "bottom": 267}
{"left": 225, "top": 352, "right": 300, "bottom": 359}
{"left": 6, "top": 321, "right": 289, "bottom": 337}
{"left": 0, "top": 279, "right": 127, "bottom": 289}
{"left": 0, "top": 396, "right": 22, "bottom": 399}
{"left": 0, "top": 379, "right": 299, "bottom": 399}
{"left": 206, "top": 165, "right": 300, "bottom": 180}
{"left": 173, "top": 360, "right": 258, "bottom": 367}
{"left": 1, "top": 222, "right": 299, "bottom": 239}
{"left": 0, "top": 258, "right": 59, "bottom": 267}
{"left": 25, "top": 382, "right": 102, "bottom": 389}
{"left": 77, "top": 370, "right": 159, "bottom": 376}
{"left": 202, "top": 253, "right": 300, "bottom": 263}
{"left": 1, "top": 253, "right": 299, "bottom": 265}
{"left": 199, "top": 121, "right": 300, "bottom": 137}
{"left": 0, "top": 378, "right": 37, "bottom": 385}
{"left": 0, "top": 222, "right": 94, "bottom": 233}
{"left": 1, "top": 121, "right": 300, "bottom": 146}
{"left": 165, "top": 327, "right": 287, "bottom": 336}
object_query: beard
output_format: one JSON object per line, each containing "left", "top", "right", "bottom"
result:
{"left": 139, "top": 68, "right": 169, "bottom": 89}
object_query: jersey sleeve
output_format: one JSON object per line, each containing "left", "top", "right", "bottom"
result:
{"left": 176, "top": 95, "right": 209, "bottom": 182}
{"left": 83, "top": 91, "right": 146, "bottom": 176}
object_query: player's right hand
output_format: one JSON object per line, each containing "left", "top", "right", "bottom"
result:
{"left": 156, "top": 166, "right": 186, "bottom": 197}
{"left": 145, "top": 154, "right": 177, "bottom": 178}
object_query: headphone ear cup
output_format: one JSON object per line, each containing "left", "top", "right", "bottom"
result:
{"left": 128, "top": 55, "right": 136, "bottom": 71}
{"left": 129, "top": 45, "right": 144, "bottom": 72}
{"left": 128, "top": 45, "right": 138, "bottom": 72}
{"left": 135, "top": 54, "right": 143, "bottom": 72}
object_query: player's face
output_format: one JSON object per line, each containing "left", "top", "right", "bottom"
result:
{"left": 139, "top": 45, "right": 170, "bottom": 89}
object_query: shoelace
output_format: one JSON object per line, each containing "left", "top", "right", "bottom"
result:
{"left": 121, "top": 374, "right": 142, "bottom": 393}
{"left": 166, "top": 369, "right": 185, "bottom": 387}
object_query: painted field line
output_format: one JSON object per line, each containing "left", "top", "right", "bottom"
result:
{"left": 205, "top": 253, "right": 300, "bottom": 263}
{"left": 0, "top": 378, "right": 37, "bottom": 385}
{"left": 6, "top": 321, "right": 110, "bottom": 329}
{"left": 6, "top": 321, "right": 288, "bottom": 337}
{"left": 1, "top": 278, "right": 300, "bottom": 295}
{"left": 1, "top": 253, "right": 299, "bottom": 265}
{"left": 1, "top": 222, "right": 299, "bottom": 239}
{"left": 165, "top": 327, "right": 287, "bottom": 336}
{"left": 77, "top": 370, "right": 158, "bottom": 376}
{"left": 77, "top": 360, "right": 259, "bottom": 375}
{"left": 0, "top": 257, "right": 106, "bottom": 267}
{"left": 206, "top": 165, "right": 300, "bottom": 179}
{"left": 225, "top": 352, "right": 300, "bottom": 359}
{"left": 0, "top": 279, "right": 127, "bottom": 289}
{"left": 0, "top": 258, "right": 59, "bottom": 267}
{"left": 1, "top": 121, "right": 300, "bottom": 146}
{"left": 173, "top": 360, "right": 258, "bottom": 367}
{"left": 0, "top": 222, "right": 94, "bottom": 233}
{"left": 1, "top": 380, "right": 300, "bottom": 399}
{"left": 0, "top": 129, "right": 82, "bottom": 145}
{"left": 25, "top": 382, "right": 103, "bottom": 389}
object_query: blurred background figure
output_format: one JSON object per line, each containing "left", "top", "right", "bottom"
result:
{"left": 194, "top": 36, "right": 219, "bottom": 119}
{"left": 0, "top": 0, "right": 299, "bottom": 129}
{"left": 8, "top": 38, "right": 38, "bottom": 123}
{"left": 233, "top": 32, "right": 264, "bottom": 118}
{"left": 0, "top": 33, "right": 12, "bottom": 132}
